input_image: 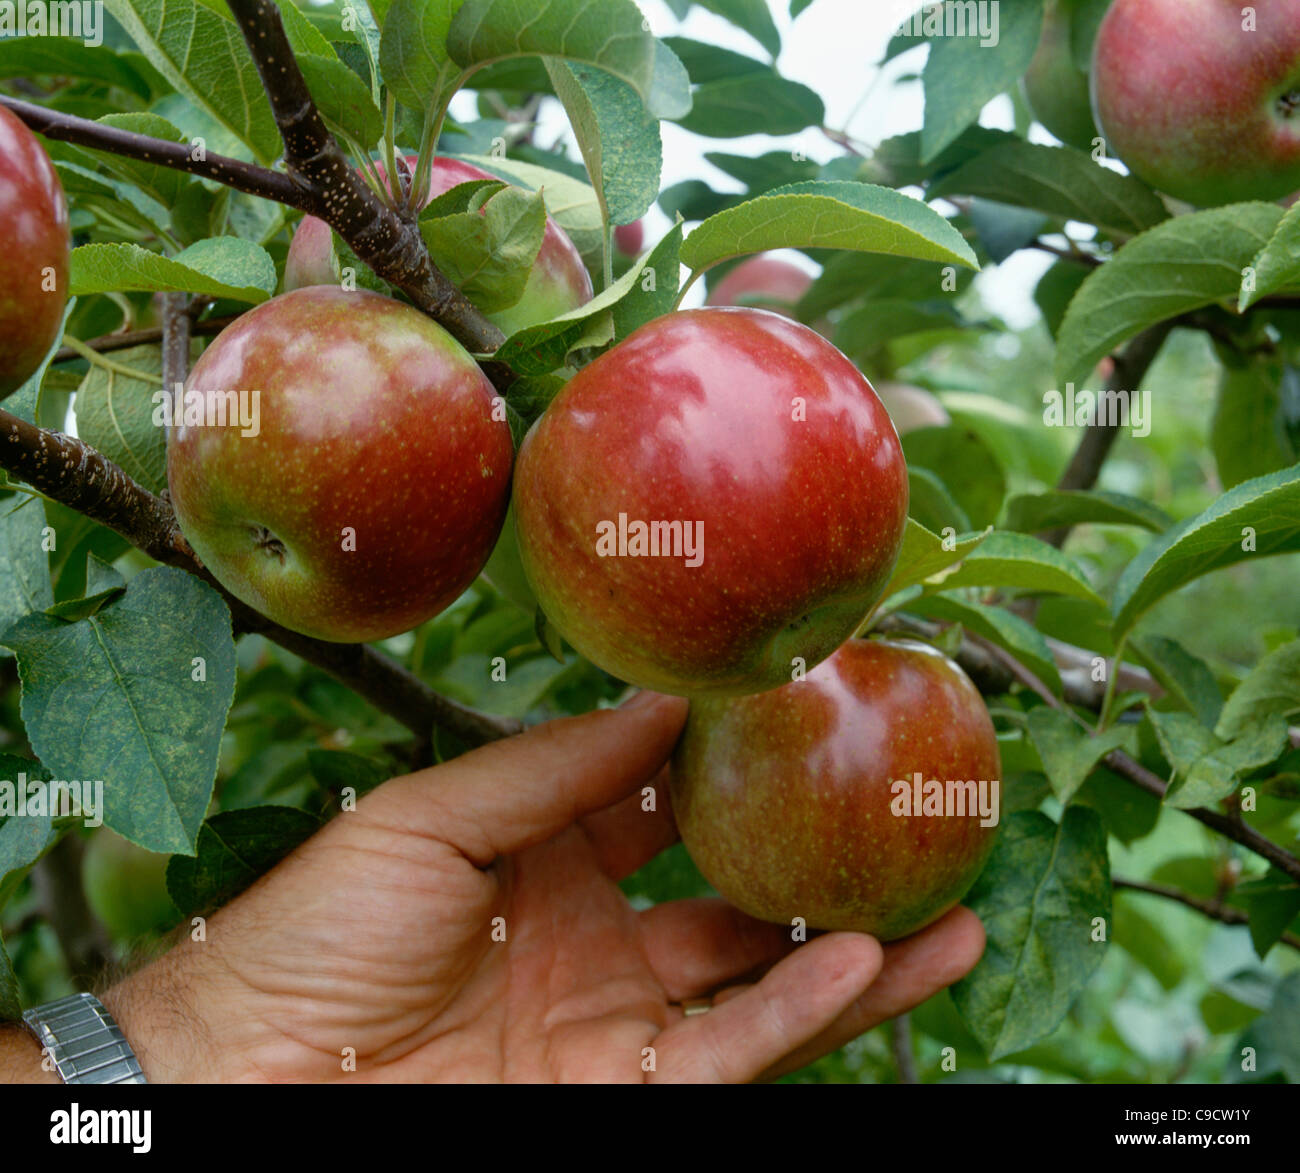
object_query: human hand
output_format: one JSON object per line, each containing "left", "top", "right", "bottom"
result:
{"left": 103, "top": 692, "right": 984, "bottom": 1082}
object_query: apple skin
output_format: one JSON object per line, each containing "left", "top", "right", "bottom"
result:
{"left": 614, "top": 220, "right": 645, "bottom": 257}
{"left": 706, "top": 254, "right": 812, "bottom": 317}
{"left": 671, "top": 638, "right": 1001, "bottom": 941}
{"left": 283, "top": 156, "right": 592, "bottom": 336}
{"left": 0, "top": 106, "right": 70, "bottom": 395}
{"left": 1092, "top": 0, "right": 1300, "bottom": 205}
{"left": 1022, "top": 0, "right": 1099, "bottom": 152}
{"left": 513, "top": 308, "right": 909, "bottom": 696}
{"left": 167, "top": 287, "right": 513, "bottom": 642}
{"left": 83, "top": 832, "right": 178, "bottom": 940}
{"left": 875, "top": 381, "right": 950, "bottom": 434}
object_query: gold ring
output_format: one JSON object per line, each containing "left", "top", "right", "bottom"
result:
{"left": 678, "top": 998, "right": 712, "bottom": 1016}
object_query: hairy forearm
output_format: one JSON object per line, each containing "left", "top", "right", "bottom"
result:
{"left": 0, "top": 1022, "right": 61, "bottom": 1083}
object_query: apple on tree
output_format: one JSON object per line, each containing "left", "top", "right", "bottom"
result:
{"left": 284, "top": 155, "right": 593, "bottom": 337}
{"left": 874, "top": 381, "right": 950, "bottom": 434}
{"left": 613, "top": 219, "right": 645, "bottom": 257}
{"left": 513, "top": 306, "right": 909, "bottom": 696}
{"left": 706, "top": 253, "right": 812, "bottom": 317}
{"left": 1021, "top": 0, "right": 1099, "bottom": 152}
{"left": 0, "top": 105, "right": 69, "bottom": 395}
{"left": 671, "top": 638, "right": 1002, "bottom": 942}
{"left": 167, "top": 286, "right": 513, "bottom": 643}
{"left": 1092, "top": 0, "right": 1300, "bottom": 205}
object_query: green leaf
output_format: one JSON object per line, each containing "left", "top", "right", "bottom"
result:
{"left": 909, "top": 594, "right": 1062, "bottom": 694}
{"left": 44, "top": 555, "right": 128, "bottom": 622}
{"left": 1130, "top": 634, "right": 1223, "bottom": 730}
{"left": 930, "top": 141, "right": 1169, "bottom": 238}
{"left": 1, "top": 568, "right": 237, "bottom": 854}
{"left": 447, "top": 0, "right": 664, "bottom": 113}
{"left": 71, "top": 240, "right": 277, "bottom": 303}
{"left": 1241, "top": 198, "right": 1300, "bottom": 310}
{"left": 1215, "top": 639, "right": 1300, "bottom": 741}
{"left": 0, "top": 497, "right": 54, "bottom": 638}
{"left": 901, "top": 426, "right": 1005, "bottom": 529}
{"left": 1233, "top": 972, "right": 1300, "bottom": 1082}
{"left": 73, "top": 344, "right": 168, "bottom": 496}
{"left": 1113, "top": 896, "right": 1185, "bottom": 991}
{"left": 1026, "top": 708, "right": 1131, "bottom": 802}
{"left": 1034, "top": 259, "right": 1091, "bottom": 339}
{"left": 379, "top": 0, "right": 470, "bottom": 119}
{"left": 420, "top": 185, "right": 547, "bottom": 312}
{"left": 951, "top": 806, "right": 1111, "bottom": 1061}
{"left": 90, "top": 114, "right": 198, "bottom": 213}
{"left": 879, "top": 519, "right": 991, "bottom": 601}
{"left": 1211, "top": 360, "right": 1298, "bottom": 490}
{"left": 1001, "top": 489, "right": 1172, "bottom": 535}
{"left": 0, "top": 936, "right": 17, "bottom": 1021}
{"left": 306, "top": 749, "right": 392, "bottom": 800}
{"left": 1111, "top": 465, "right": 1300, "bottom": 636}
{"left": 801, "top": 251, "right": 973, "bottom": 318}
{"left": 0, "top": 754, "right": 56, "bottom": 913}
{"left": 928, "top": 531, "right": 1105, "bottom": 607}
{"left": 675, "top": 73, "right": 824, "bottom": 138}
{"left": 298, "top": 52, "right": 386, "bottom": 147}
{"left": 545, "top": 59, "right": 662, "bottom": 228}
{"left": 680, "top": 180, "right": 979, "bottom": 275}
{"left": 662, "top": 35, "right": 770, "bottom": 83}
{"left": 1237, "top": 869, "right": 1300, "bottom": 959}
{"left": 1146, "top": 707, "right": 1289, "bottom": 809}
{"left": 919, "top": 0, "right": 1044, "bottom": 162}
{"left": 833, "top": 299, "right": 970, "bottom": 361}
{"left": 0, "top": 35, "right": 155, "bottom": 97}
{"left": 166, "top": 805, "right": 322, "bottom": 915}
{"left": 694, "top": 0, "right": 780, "bottom": 58}
{"left": 906, "top": 466, "right": 970, "bottom": 535}
{"left": 1055, "top": 203, "right": 1284, "bottom": 392}
{"left": 104, "top": 0, "right": 283, "bottom": 163}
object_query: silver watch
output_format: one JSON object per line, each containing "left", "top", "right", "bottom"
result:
{"left": 22, "top": 993, "right": 147, "bottom": 1084}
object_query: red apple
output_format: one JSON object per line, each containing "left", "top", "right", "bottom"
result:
{"left": 706, "top": 254, "right": 812, "bottom": 317}
{"left": 168, "top": 287, "right": 513, "bottom": 642}
{"left": 671, "top": 638, "right": 1001, "bottom": 941}
{"left": 512, "top": 307, "right": 908, "bottom": 696}
{"left": 876, "top": 381, "right": 950, "bottom": 434}
{"left": 614, "top": 219, "right": 645, "bottom": 256}
{"left": 1022, "top": 0, "right": 1100, "bottom": 152}
{"left": 0, "top": 105, "right": 69, "bottom": 395}
{"left": 1092, "top": 0, "right": 1300, "bottom": 205}
{"left": 283, "top": 155, "right": 593, "bottom": 336}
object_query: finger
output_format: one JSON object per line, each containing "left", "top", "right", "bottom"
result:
{"left": 366, "top": 691, "right": 688, "bottom": 865}
{"left": 651, "top": 933, "right": 882, "bottom": 1083}
{"left": 579, "top": 764, "right": 679, "bottom": 879}
{"left": 638, "top": 899, "right": 795, "bottom": 1001}
{"left": 756, "top": 906, "right": 985, "bottom": 1081}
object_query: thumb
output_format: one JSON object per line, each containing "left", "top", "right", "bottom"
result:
{"left": 370, "top": 691, "right": 688, "bottom": 864}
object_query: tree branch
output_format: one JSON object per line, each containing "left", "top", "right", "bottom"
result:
{"left": 1114, "top": 877, "right": 1300, "bottom": 953}
{"left": 50, "top": 315, "right": 240, "bottom": 365}
{"left": 0, "top": 407, "right": 520, "bottom": 748}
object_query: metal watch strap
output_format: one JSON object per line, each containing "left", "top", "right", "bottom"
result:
{"left": 22, "top": 993, "right": 147, "bottom": 1084}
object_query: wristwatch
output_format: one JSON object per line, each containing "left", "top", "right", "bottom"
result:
{"left": 22, "top": 993, "right": 147, "bottom": 1084}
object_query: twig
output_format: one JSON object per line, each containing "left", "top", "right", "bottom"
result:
{"left": 890, "top": 1014, "right": 919, "bottom": 1084}
{"left": 51, "top": 316, "right": 240, "bottom": 365}
{"left": 1028, "top": 239, "right": 1102, "bottom": 268}
{"left": 1114, "top": 877, "right": 1300, "bottom": 953}
{"left": 32, "top": 834, "right": 113, "bottom": 986}
{"left": 160, "top": 293, "right": 190, "bottom": 393}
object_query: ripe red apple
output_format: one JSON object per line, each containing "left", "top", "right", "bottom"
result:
{"left": 1092, "top": 0, "right": 1300, "bottom": 205}
{"left": 168, "top": 287, "right": 513, "bottom": 642}
{"left": 706, "top": 254, "right": 812, "bottom": 317}
{"left": 671, "top": 638, "right": 1001, "bottom": 941}
{"left": 876, "top": 381, "right": 950, "bottom": 434}
{"left": 513, "top": 308, "right": 908, "bottom": 696}
{"left": 614, "top": 219, "right": 645, "bottom": 257}
{"left": 0, "top": 106, "right": 69, "bottom": 395}
{"left": 1022, "top": 0, "right": 1099, "bottom": 152}
{"left": 284, "top": 155, "right": 592, "bottom": 336}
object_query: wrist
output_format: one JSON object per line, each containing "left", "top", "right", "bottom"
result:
{"left": 0, "top": 1021, "right": 61, "bottom": 1084}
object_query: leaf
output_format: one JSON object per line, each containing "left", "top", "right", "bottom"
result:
{"left": 1236, "top": 869, "right": 1300, "bottom": 959}
{"left": 0, "top": 754, "right": 56, "bottom": 905}
{"left": 680, "top": 180, "right": 979, "bottom": 275}
{"left": 1215, "top": 639, "right": 1300, "bottom": 741}
{"left": 73, "top": 344, "right": 168, "bottom": 495}
{"left": 0, "top": 497, "right": 54, "bottom": 638}
{"left": 1055, "top": 203, "right": 1284, "bottom": 392}
{"left": 1211, "top": 360, "right": 1298, "bottom": 491}
{"left": 1233, "top": 972, "right": 1300, "bottom": 1082}
{"left": 964, "top": 198, "right": 1048, "bottom": 265}
{"left": 906, "top": 466, "right": 970, "bottom": 535}
{"left": 661, "top": 35, "right": 771, "bottom": 83}
{"left": 1111, "top": 465, "right": 1300, "bottom": 636}
{"left": 901, "top": 426, "right": 1005, "bottom": 528}
{"left": 801, "top": 251, "right": 973, "bottom": 318}
{"left": 1130, "top": 634, "right": 1224, "bottom": 730}
{"left": 929, "top": 531, "right": 1105, "bottom": 607}
{"left": 1, "top": 568, "right": 237, "bottom": 854}
{"left": 950, "top": 807, "right": 1111, "bottom": 1061}
{"left": 1146, "top": 707, "right": 1289, "bottom": 809}
{"left": 908, "top": 594, "right": 1062, "bottom": 694}
{"left": 694, "top": 0, "right": 780, "bottom": 58}
{"left": 675, "top": 73, "right": 824, "bottom": 138}
{"left": 919, "top": 0, "right": 1045, "bottom": 162}
{"left": 1001, "top": 489, "right": 1172, "bottom": 535}
{"left": 0, "top": 936, "right": 17, "bottom": 1021}
{"left": 1241, "top": 198, "right": 1300, "bottom": 310}
{"left": 1113, "top": 896, "right": 1185, "bottom": 991}
{"left": 1034, "top": 259, "right": 1091, "bottom": 339}
{"left": 0, "top": 35, "right": 155, "bottom": 97}
{"left": 71, "top": 240, "right": 277, "bottom": 303}
{"left": 104, "top": 0, "right": 282, "bottom": 163}
{"left": 1026, "top": 708, "right": 1131, "bottom": 802}
{"left": 297, "top": 53, "right": 385, "bottom": 147}
{"left": 833, "top": 299, "right": 970, "bottom": 361}
{"left": 545, "top": 59, "right": 662, "bottom": 228}
{"left": 879, "top": 519, "right": 991, "bottom": 601}
{"left": 91, "top": 114, "right": 198, "bottom": 212}
{"left": 306, "top": 749, "right": 392, "bottom": 799}
{"left": 930, "top": 141, "right": 1169, "bottom": 238}
{"left": 44, "top": 555, "right": 128, "bottom": 622}
{"left": 166, "top": 805, "right": 322, "bottom": 915}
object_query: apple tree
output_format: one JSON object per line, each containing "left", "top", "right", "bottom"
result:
{"left": 0, "top": 0, "right": 1297, "bottom": 1084}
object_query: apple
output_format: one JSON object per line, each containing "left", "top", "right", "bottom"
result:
{"left": 614, "top": 220, "right": 645, "bottom": 257}
{"left": 1022, "top": 0, "right": 1100, "bottom": 152}
{"left": 706, "top": 254, "right": 812, "bottom": 317}
{"left": 283, "top": 155, "right": 593, "bottom": 336}
{"left": 875, "top": 381, "right": 950, "bottom": 434}
{"left": 83, "top": 832, "right": 178, "bottom": 940}
{"left": 168, "top": 287, "right": 513, "bottom": 642}
{"left": 513, "top": 307, "right": 908, "bottom": 696}
{"left": 671, "top": 638, "right": 1001, "bottom": 941}
{"left": 1092, "top": 0, "right": 1300, "bottom": 205}
{"left": 0, "top": 105, "right": 69, "bottom": 395}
